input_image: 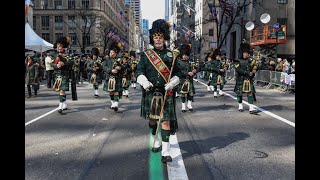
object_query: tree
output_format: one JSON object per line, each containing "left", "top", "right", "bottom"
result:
{"left": 64, "top": 10, "right": 99, "bottom": 54}
{"left": 96, "top": 22, "right": 120, "bottom": 55}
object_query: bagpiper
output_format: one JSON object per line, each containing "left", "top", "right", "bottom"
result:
{"left": 120, "top": 53, "right": 132, "bottom": 97}
{"left": 136, "top": 19, "right": 182, "bottom": 164}
{"left": 102, "top": 42, "right": 124, "bottom": 111}
{"left": 89, "top": 47, "right": 103, "bottom": 97}
{"left": 176, "top": 44, "right": 197, "bottom": 112}
{"left": 129, "top": 50, "right": 138, "bottom": 89}
{"left": 234, "top": 41, "right": 259, "bottom": 114}
{"left": 207, "top": 48, "right": 227, "bottom": 97}
{"left": 51, "top": 37, "right": 72, "bottom": 114}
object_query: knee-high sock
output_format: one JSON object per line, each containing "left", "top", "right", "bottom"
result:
{"left": 114, "top": 95, "right": 120, "bottom": 102}
{"left": 248, "top": 95, "right": 254, "bottom": 104}
{"left": 181, "top": 96, "right": 186, "bottom": 103}
{"left": 187, "top": 94, "right": 193, "bottom": 101}
{"left": 237, "top": 95, "right": 242, "bottom": 103}
{"left": 220, "top": 85, "right": 224, "bottom": 90}
{"left": 93, "top": 84, "right": 98, "bottom": 90}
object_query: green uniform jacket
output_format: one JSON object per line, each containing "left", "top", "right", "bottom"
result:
{"left": 51, "top": 53, "right": 72, "bottom": 91}
{"left": 233, "top": 58, "right": 257, "bottom": 95}
{"left": 102, "top": 57, "right": 125, "bottom": 92}
{"left": 121, "top": 61, "right": 132, "bottom": 88}
{"left": 176, "top": 58, "right": 195, "bottom": 95}
{"left": 136, "top": 48, "right": 183, "bottom": 122}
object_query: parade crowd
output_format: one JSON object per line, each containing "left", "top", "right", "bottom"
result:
{"left": 25, "top": 18, "right": 294, "bottom": 165}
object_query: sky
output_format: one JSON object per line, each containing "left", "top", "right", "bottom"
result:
{"left": 140, "top": 0, "right": 165, "bottom": 28}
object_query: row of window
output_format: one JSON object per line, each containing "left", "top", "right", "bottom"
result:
{"left": 41, "top": 32, "right": 91, "bottom": 46}
{"left": 40, "top": 0, "right": 89, "bottom": 10}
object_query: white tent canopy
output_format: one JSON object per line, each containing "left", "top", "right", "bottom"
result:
{"left": 25, "top": 22, "right": 54, "bottom": 52}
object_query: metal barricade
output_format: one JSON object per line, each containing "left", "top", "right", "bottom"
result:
{"left": 254, "top": 70, "right": 271, "bottom": 83}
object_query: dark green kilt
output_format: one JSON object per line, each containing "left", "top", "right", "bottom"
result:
{"left": 141, "top": 89, "right": 177, "bottom": 122}
{"left": 103, "top": 76, "right": 123, "bottom": 92}
{"left": 177, "top": 80, "right": 195, "bottom": 95}
{"left": 95, "top": 73, "right": 103, "bottom": 85}
{"left": 122, "top": 76, "right": 131, "bottom": 88}
{"left": 209, "top": 75, "right": 227, "bottom": 86}
{"left": 233, "top": 76, "right": 256, "bottom": 96}
{"left": 55, "top": 75, "right": 69, "bottom": 91}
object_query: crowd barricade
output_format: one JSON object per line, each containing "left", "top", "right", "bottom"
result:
{"left": 226, "top": 68, "right": 235, "bottom": 79}
{"left": 254, "top": 70, "right": 295, "bottom": 91}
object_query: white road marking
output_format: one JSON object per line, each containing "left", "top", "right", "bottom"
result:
{"left": 194, "top": 79, "right": 295, "bottom": 127}
{"left": 25, "top": 108, "right": 59, "bottom": 126}
{"left": 168, "top": 134, "right": 189, "bottom": 180}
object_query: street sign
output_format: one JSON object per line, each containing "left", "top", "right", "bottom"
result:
{"left": 273, "top": 23, "right": 280, "bottom": 31}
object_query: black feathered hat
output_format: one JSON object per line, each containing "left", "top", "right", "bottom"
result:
{"left": 213, "top": 48, "right": 221, "bottom": 56}
{"left": 149, "top": 19, "right": 171, "bottom": 45}
{"left": 238, "top": 41, "right": 251, "bottom": 55}
{"left": 178, "top": 44, "right": 192, "bottom": 57}
{"left": 54, "top": 37, "right": 70, "bottom": 49}
{"left": 109, "top": 42, "right": 121, "bottom": 54}
{"left": 129, "top": 50, "right": 136, "bottom": 58}
{"left": 91, "top": 47, "right": 100, "bottom": 56}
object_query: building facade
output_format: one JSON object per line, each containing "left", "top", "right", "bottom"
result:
{"left": 218, "top": 0, "right": 295, "bottom": 60}
{"left": 32, "top": 0, "right": 129, "bottom": 54}
{"left": 125, "top": 4, "right": 139, "bottom": 52}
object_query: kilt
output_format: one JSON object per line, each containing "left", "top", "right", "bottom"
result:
{"left": 58, "top": 75, "right": 70, "bottom": 91}
{"left": 141, "top": 89, "right": 177, "bottom": 122}
{"left": 233, "top": 76, "right": 256, "bottom": 96}
{"left": 209, "top": 75, "right": 227, "bottom": 86}
{"left": 177, "top": 80, "right": 195, "bottom": 95}
{"left": 94, "top": 73, "right": 103, "bottom": 85}
{"left": 103, "top": 76, "right": 123, "bottom": 92}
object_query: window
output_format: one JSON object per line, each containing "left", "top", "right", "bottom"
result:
{"left": 55, "top": 16, "right": 63, "bottom": 30}
{"left": 68, "top": 33, "right": 77, "bottom": 45}
{"left": 68, "top": 16, "right": 76, "bottom": 29}
{"left": 42, "top": 33, "right": 50, "bottom": 42}
{"left": 277, "top": 0, "right": 288, "bottom": 4}
{"left": 209, "top": 29, "right": 214, "bottom": 36}
{"left": 84, "top": 36, "right": 90, "bottom": 46}
{"left": 54, "top": 0, "right": 63, "bottom": 9}
{"left": 33, "top": 16, "right": 36, "bottom": 30}
{"left": 41, "top": 0, "right": 48, "bottom": 9}
{"left": 41, "top": 16, "right": 49, "bottom": 30}
{"left": 81, "top": 0, "right": 90, "bottom": 9}
{"left": 55, "top": 33, "right": 63, "bottom": 41}
{"left": 68, "top": 0, "right": 75, "bottom": 9}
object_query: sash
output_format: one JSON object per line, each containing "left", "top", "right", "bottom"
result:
{"left": 144, "top": 49, "right": 170, "bottom": 83}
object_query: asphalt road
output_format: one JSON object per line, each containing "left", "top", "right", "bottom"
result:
{"left": 25, "top": 79, "right": 295, "bottom": 180}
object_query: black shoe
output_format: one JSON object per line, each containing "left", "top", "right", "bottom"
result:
{"left": 94, "top": 94, "right": 99, "bottom": 97}
{"left": 27, "top": 95, "right": 31, "bottom": 98}
{"left": 72, "top": 98, "right": 78, "bottom": 101}
{"left": 249, "top": 109, "right": 259, "bottom": 114}
{"left": 63, "top": 108, "right": 68, "bottom": 110}
{"left": 161, "top": 156, "right": 172, "bottom": 164}
{"left": 58, "top": 109, "right": 63, "bottom": 114}
{"left": 188, "top": 108, "right": 193, "bottom": 112}
{"left": 181, "top": 109, "right": 186, "bottom": 113}
{"left": 34, "top": 92, "right": 37, "bottom": 96}
{"left": 151, "top": 146, "right": 161, "bottom": 153}
{"left": 114, "top": 107, "right": 118, "bottom": 112}
{"left": 238, "top": 109, "right": 243, "bottom": 112}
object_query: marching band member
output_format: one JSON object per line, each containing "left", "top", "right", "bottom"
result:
{"left": 136, "top": 19, "right": 182, "bottom": 164}
{"left": 129, "top": 51, "right": 138, "bottom": 89}
{"left": 51, "top": 37, "right": 72, "bottom": 114}
{"left": 89, "top": 47, "right": 103, "bottom": 97}
{"left": 234, "top": 41, "right": 258, "bottom": 114}
{"left": 176, "top": 44, "right": 196, "bottom": 112}
{"left": 121, "top": 53, "right": 132, "bottom": 97}
{"left": 102, "top": 42, "right": 124, "bottom": 111}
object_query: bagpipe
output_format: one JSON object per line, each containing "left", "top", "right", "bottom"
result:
{"left": 90, "top": 59, "right": 102, "bottom": 84}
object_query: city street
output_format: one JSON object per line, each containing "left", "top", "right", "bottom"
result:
{"left": 25, "top": 79, "right": 295, "bottom": 180}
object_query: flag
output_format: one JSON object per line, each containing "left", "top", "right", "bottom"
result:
{"left": 207, "top": 2, "right": 217, "bottom": 19}
{"left": 117, "top": 11, "right": 123, "bottom": 19}
{"left": 25, "top": 0, "right": 31, "bottom": 16}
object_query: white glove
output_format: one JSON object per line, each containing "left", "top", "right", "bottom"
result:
{"left": 137, "top": 75, "right": 153, "bottom": 90}
{"left": 164, "top": 76, "right": 180, "bottom": 91}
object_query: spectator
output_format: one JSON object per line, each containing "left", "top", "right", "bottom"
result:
{"left": 275, "top": 58, "right": 283, "bottom": 72}
{"left": 45, "top": 53, "right": 54, "bottom": 88}
{"left": 25, "top": 56, "right": 39, "bottom": 98}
